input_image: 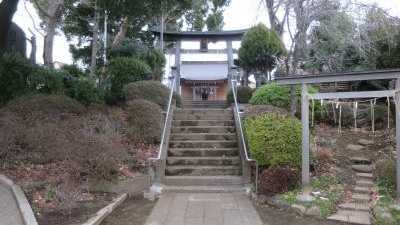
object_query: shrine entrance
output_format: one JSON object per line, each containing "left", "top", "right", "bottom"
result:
{"left": 152, "top": 29, "right": 247, "bottom": 102}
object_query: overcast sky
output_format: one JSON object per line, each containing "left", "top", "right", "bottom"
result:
{"left": 11, "top": 0, "right": 400, "bottom": 64}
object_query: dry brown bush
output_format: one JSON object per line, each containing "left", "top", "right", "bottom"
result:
{"left": 0, "top": 94, "right": 135, "bottom": 182}
{"left": 258, "top": 166, "right": 300, "bottom": 196}
{"left": 125, "top": 99, "right": 163, "bottom": 144}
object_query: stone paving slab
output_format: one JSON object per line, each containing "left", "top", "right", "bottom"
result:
{"left": 144, "top": 193, "right": 263, "bottom": 225}
{"left": 0, "top": 184, "right": 24, "bottom": 225}
{"left": 338, "top": 203, "right": 370, "bottom": 211}
{"left": 328, "top": 210, "right": 371, "bottom": 225}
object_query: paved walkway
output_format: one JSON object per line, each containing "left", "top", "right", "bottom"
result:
{"left": 0, "top": 184, "right": 24, "bottom": 225}
{"left": 145, "top": 193, "right": 263, "bottom": 225}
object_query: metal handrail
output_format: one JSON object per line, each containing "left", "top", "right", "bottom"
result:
{"left": 148, "top": 77, "right": 176, "bottom": 162}
{"left": 230, "top": 79, "right": 254, "bottom": 162}
{"left": 230, "top": 79, "right": 259, "bottom": 193}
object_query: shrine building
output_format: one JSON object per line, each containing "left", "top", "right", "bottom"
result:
{"left": 152, "top": 29, "right": 247, "bottom": 103}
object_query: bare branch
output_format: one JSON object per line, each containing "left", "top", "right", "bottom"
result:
{"left": 24, "top": 0, "right": 45, "bottom": 36}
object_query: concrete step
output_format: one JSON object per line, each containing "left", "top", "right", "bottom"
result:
{"left": 165, "top": 165, "right": 241, "bottom": 176}
{"left": 170, "top": 133, "right": 237, "bottom": 141}
{"left": 169, "top": 140, "right": 238, "bottom": 148}
{"left": 172, "top": 120, "right": 235, "bottom": 126}
{"left": 168, "top": 148, "right": 239, "bottom": 157}
{"left": 166, "top": 156, "right": 240, "bottom": 166}
{"left": 354, "top": 186, "right": 373, "bottom": 194}
{"left": 171, "top": 126, "right": 236, "bottom": 134}
{"left": 338, "top": 203, "right": 370, "bottom": 211}
{"left": 174, "top": 114, "right": 233, "bottom": 120}
{"left": 356, "top": 180, "right": 374, "bottom": 187}
{"left": 356, "top": 173, "right": 373, "bottom": 179}
{"left": 182, "top": 101, "right": 228, "bottom": 109}
{"left": 175, "top": 109, "right": 232, "bottom": 115}
{"left": 163, "top": 175, "right": 243, "bottom": 186}
{"left": 349, "top": 193, "right": 370, "bottom": 203}
{"left": 161, "top": 185, "right": 248, "bottom": 193}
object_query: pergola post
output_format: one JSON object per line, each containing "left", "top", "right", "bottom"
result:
{"left": 301, "top": 83, "right": 310, "bottom": 194}
{"left": 174, "top": 40, "right": 181, "bottom": 93}
{"left": 396, "top": 79, "right": 400, "bottom": 197}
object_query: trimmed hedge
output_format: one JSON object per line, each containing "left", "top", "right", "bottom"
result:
{"left": 107, "top": 57, "right": 152, "bottom": 98}
{"left": 244, "top": 112, "right": 302, "bottom": 167}
{"left": 226, "top": 85, "right": 253, "bottom": 104}
{"left": 123, "top": 80, "right": 181, "bottom": 109}
{"left": 125, "top": 99, "right": 163, "bottom": 144}
{"left": 249, "top": 82, "right": 325, "bottom": 120}
{"left": 72, "top": 77, "right": 104, "bottom": 106}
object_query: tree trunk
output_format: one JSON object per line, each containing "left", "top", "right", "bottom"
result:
{"left": 37, "top": 0, "right": 63, "bottom": 67}
{"left": 100, "top": 16, "right": 130, "bottom": 85}
{"left": 90, "top": 9, "right": 100, "bottom": 76}
{"left": 43, "top": 17, "right": 57, "bottom": 66}
{"left": 111, "top": 16, "right": 129, "bottom": 48}
{"left": 0, "top": 0, "right": 20, "bottom": 59}
{"left": 29, "top": 35, "right": 37, "bottom": 63}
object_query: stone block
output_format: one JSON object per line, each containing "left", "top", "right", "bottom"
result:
{"left": 306, "top": 206, "right": 321, "bottom": 216}
{"left": 346, "top": 144, "right": 365, "bottom": 151}
{"left": 349, "top": 157, "right": 371, "bottom": 164}
{"left": 291, "top": 204, "right": 306, "bottom": 215}
{"left": 352, "top": 165, "right": 374, "bottom": 173}
{"left": 358, "top": 139, "right": 374, "bottom": 146}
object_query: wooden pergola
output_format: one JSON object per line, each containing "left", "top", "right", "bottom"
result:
{"left": 275, "top": 69, "right": 400, "bottom": 196}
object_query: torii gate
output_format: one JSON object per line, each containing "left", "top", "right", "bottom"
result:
{"left": 152, "top": 29, "right": 247, "bottom": 93}
{"left": 275, "top": 69, "right": 400, "bottom": 197}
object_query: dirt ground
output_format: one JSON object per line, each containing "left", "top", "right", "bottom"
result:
{"left": 101, "top": 195, "right": 157, "bottom": 225}
{"left": 255, "top": 203, "right": 346, "bottom": 225}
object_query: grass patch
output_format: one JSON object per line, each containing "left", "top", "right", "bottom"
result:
{"left": 276, "top": 172, "right": 345, "bottom": 217}
{"left": 374, "top": 180, "right": 400, "bottom": 224}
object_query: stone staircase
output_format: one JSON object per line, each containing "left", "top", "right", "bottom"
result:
{"left": 182, "top": 100, "right": 228, "bottom": 109}
{"left": 328, "top": 156, "right": 375, "bottom": 225}
{"left": 163, "top": 108, "right": 245, "bottom": 192}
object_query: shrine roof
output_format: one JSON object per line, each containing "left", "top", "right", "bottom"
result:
{"left": 181, "top": 61, "right": 228, "bottom": 81}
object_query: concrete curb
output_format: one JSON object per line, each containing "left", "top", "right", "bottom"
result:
{"left": 0, "top": 174, "right": 38, "bottom": 225}
{"left": 81, "top": 193, "right": 127, "bottom": 225}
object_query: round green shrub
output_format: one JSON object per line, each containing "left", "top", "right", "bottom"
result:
{"left": 125, "top": 99, "right": 163, "bottom": 144}
{"left": 244, "top": 112, "right": 302, "bottom": 167}
{"left": 72, "top": 77, "right": 104, "bottom": 106}
{"left": 226, "top": 86, "right": 253, "bottom": 104}
{"left": 249, "top": 82, "right": 325, "bottom": 121}
{"left": 30, "top": 66, "right": 66, "bottom": 94}
{"left": 123, "top": 80, "right": 181, "bottom": 109}
{"left": 0, "top": 53, "right": 34, "bottom": 106}
{"left": 107, "top": 57, "right": 152, "bottom": 98}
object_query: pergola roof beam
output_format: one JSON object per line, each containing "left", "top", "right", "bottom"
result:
{"left": 308, "top": 90, "right": 395, "bottom": 100}
{"left": 276, "top": 69, "right": 400, "bottom": 85}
